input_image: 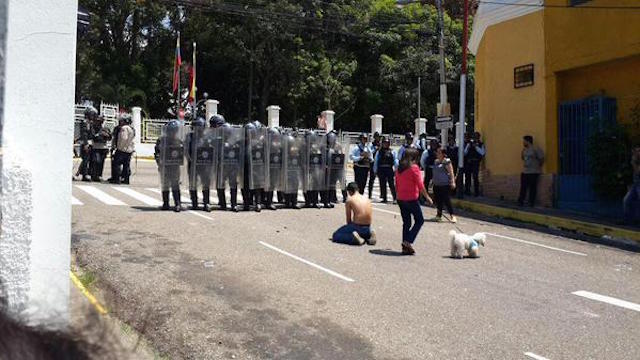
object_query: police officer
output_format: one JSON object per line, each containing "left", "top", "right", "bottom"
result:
{"left": 89, "top": 115, "right": 112, "bottom": 182}
{"left": 368, "top": 132, "right": 381, "bottom": 199}
{"left": 464, "top": 131, "right": 486, "bottom": 196}
{"left": 283, "top": 131, "right": 303, "bottom": 209}
{"left": 303, "top": 130, "right": 325, "bottom": 209}
{"left": 263, "top": 127, "right": 283, "bottom": 210}
{"left": 322, "top": 130, "right": 347, "bottom": 208}
{"left": 349, "top": 134, "right": 373, "bottom": 195}
{"left": 374, "top": 137, "right": 398, "bottom": 203}
{"left": 77, "top": 107, "right": 98, "bottom": 182}
{"left": 186, "top": 117, "right": 215, "bottom": 212}
{"left": 397, "top": 132, "right": 416, "bottom": 161}
{"left": 242, "top": 121, "right": 267, "bottom": 212}
{"left": 154, "top": 120, "right": 184, "bottom": 212}
{"left": 217, "top": 122, "right": 243, "bottom": 212}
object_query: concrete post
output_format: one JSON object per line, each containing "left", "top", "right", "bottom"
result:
{"left": 370, "top": 114, "right": 383, "bottom": 135}
{"left": 322, "top": 110, "right": 335, "bottom": 132}
{"left": 1, "top": 0, "right": 77, "bottom": 327}
{"left": 205, "top": 99, "right": 219, "bottom": 121}
{"left": 132, "top": 107, "right": 142, "bottom": 149}
{"left": 414, "top": 118, "right": 427, "bottom": 138}
{"left": 267, "top": 105, "right": 281, "bottom": 128}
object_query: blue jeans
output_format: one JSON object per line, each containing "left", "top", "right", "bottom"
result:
{"left": 623, "top": 182, "right": 640, "bottom": 223}
{"left": 397, "top": 200, "right": 424, "bottom": 244}
{"left": 332, "top": 224, "right": 371, "bottom": 245}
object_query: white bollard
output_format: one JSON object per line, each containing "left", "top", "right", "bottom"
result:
{"left": 205, "top": 99, "right": 219, "bottom": 121}
{"left": 132, "top": 107, "right": 142, "bottom": 149}
{"left": 414, "top": 118, "right": 427, "bottom": 138}
{"left": 1, "top": 0, "right": 76, "bottom": 328}
{"left": 370, "top": 114, "right": 383, "bottom": 135}
{"left": 267, "top": 105, "right": 281, "bottom": 128}
{"left": 322, "top": 110, "right": 335, "bottom": 132}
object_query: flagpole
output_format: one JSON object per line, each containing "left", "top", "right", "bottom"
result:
{"left": 176, "top": 31, "right": 181, "bottom": 122}
{"left": 192, "top": 41, "right": 196, "bottom": 120}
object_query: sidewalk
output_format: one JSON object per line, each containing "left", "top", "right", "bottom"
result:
{"left": 451, "top": 196, "right": 640, "bottom": 243}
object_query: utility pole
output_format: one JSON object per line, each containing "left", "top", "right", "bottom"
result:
{"left": 418, "top": 76, "right": 421, "bottom": 119}
{"left": 457, "top": 0, "right": 470, "bottom": 198}
{"left": 436, "top": 0, "right": 449, "bottom": 145}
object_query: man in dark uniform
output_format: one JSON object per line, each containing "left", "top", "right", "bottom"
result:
{"left": 264, "top": 127, "right": 283, "bottom": 210}
{"left": 464, "top": 131, "right": 486, "bottom": 196}
{"left": 283, "top": 132, "right": 303, "bottom": 209}
{"left": 323, "top": 130, "right": 347, "bottom": 207}
{"left": 243, "top": 121, "right": 267, "bottom": 212}
{"left": 154, "top": 120, "right": 184, "bottom": 212}
{"left": 350, "top": 134, "right": 373, "bottom": 195}
{"left": 186, "top": 117, "right": 215, "bottom": 212}
{"left": 89, "top": 115, "right": 112, "bottom": 182}
{"left": 367, "top": 132, "right": 381, "bottom": 199}
{"left": 77, "top": 107, "right": 97, "bottom": 182}
{"left": 374, "top": 137, "right": 398, "bottom": 203}
{"left": 217, "top": 123, "right": 244, "bottom": 212}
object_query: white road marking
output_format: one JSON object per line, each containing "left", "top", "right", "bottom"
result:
{"left": 486, "top": 233, "right": 587, "bottom": 257}
{"left": 75, "top": 185, "right": 127, "bottom": 206}
{"left": 373, "top": 207, "right": 402, "bottom": 216}
{"left": 71, "top": 196, "right": 83, "bottom": 206}
{"left": 572, "top": 291, "right": 640, "bottom": 312}
{"left": 259, "top": 241, "right": 355, "bottom": 283}
{"left": 525, "top": 352, "right": 550, "bottom": 360}
{"left": 112, "top": 187, "right": 162, "bottom": 206}
{"left": 145, "top": 187, "right": 161, "bottom": 194}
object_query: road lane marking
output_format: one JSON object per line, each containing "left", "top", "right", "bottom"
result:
{"left": 373, "top": 207, "right": 402, "bottom": 216}
{"left": 145, "top": 187, "right": 161, "bottom": 194}
{"left": 259, "top": 241, "right": 355, "bottom": 283}
{"left": 525, "top": 352, "right": 550, "bottom": 360}
{"left": 75, "top": 185, "right": 127, "bottom": 206}
{"left": 71, "top": 196, "right": 83, "bottom": 205}
{"left": 572, "top": 291, "right": 640, "bottom": 312}
{"left": 112, "top": 187, "right": 162, "bottom": 206}
{"left": 486, "top": 233, "right": 587, "bottom": 256}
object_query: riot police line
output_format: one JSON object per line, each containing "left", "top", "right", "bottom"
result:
{"left": 154, "top": 114, "right": 349, "bottom": 213}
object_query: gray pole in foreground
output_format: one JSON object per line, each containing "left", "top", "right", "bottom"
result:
{"left": 436, "top": 0, "right": 448, "bottom": 145}
{"left": 418, "top": 76, "right": 421, "bottom": 121}
{"left": 457, "top": 0, "right": 470, "bottom": 199}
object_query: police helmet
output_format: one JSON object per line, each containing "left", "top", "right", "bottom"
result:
{"left": 192, "top": 117, "right": 206, "bottom": 128}
{"left": 244, "top": 122, "right": 256, "bottom": 131}
{"left": 268, "top": 127, "right": 280, "bottom": 136}
{"left": 84, "top": 106, "right": 98, "bottom": 119}
{"left": 252, "top": 120, "right": 263, "bottom": 129}
{"left": 166, "top": 120, "right": 181, "bottom": 131}
{"left": 209, "top": 114, "right": 226, "bottom": 128}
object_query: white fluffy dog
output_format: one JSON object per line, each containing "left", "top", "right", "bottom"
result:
{"left": 449, "top": 230, "right": 487, "bottom": 259}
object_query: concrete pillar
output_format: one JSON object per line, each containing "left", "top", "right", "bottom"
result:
{"left": 205, "top": 99, "right": 219, "bottom": 121}
{"left": 1, "top": 0, "right": 77, "bottom": 327}
{"left": 267, "top": 105, "right": 281, "bottom": 128}
{"left": 132, "top": 107, "right": 142, "bottom": 149}
{"left": 414, "top": 118, "right": 427, "bottom": 138}
{"left": 322, "top": 110, "right": 335, "bottom": 132}
{"left": 370, "top": 114, "right": 383, "bottom": 135}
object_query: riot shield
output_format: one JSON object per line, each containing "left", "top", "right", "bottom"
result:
{"left": 266, "top": 129, "right": 284, "bottom": 192}
{"left": 216, "top": 125, "right": 245, "bottom": 190}
{"left": 326, "top": 133, "right": 347, "bottom": 191}
{"left": 156, "top": 122, "right": 186, "bottom": 192}
{"left": 282, "top": 133, "right": 305, "bottom": 194}
{"left": 304, "top": 133, "right": 327, "bottom": 192}
{"left": 246, "top": 127, "right": 268, "bottom": 190}
{"left": 187, "top": 126, "right": 217, "bottom": 191}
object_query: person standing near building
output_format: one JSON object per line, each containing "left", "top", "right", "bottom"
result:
{"left": 446, "top": 136, "right": 459, "bottom": 178}
{"left": 464, "top": 131, "right": 486, "bottom": 197}
{"left": 89, "top": 115, "right": 112, "bottom": 182}
{"left": 396, "top": 132, "right": 415, "bottom": 161}
{"left": 395, "top": 147, "right": 433, "bottom": 255}
{"left": 350, "top": 134, "right": 373, "bottom": 195}
{"left": 373, "top": 137, "right": 398, "bottom": 203}
{"left": 431, "top": 146, "right": 457, "bottom": 223}
{"left": 420, "top": 139, "right": 439, "bottom": 193}
{"left": 518, "top": 135, "right": 545, "bottom": 207}
{"left": 623, "top": 145, "right": 640, "bottom": 224}
{"left": 76, "top": 107, "right": 97, "bottom": 182}
{"left": 367, "top": 132, "right": 381, "bottom": 199}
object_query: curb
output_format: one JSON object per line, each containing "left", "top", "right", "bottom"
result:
{"left": 451, "top": 199, "right": 640, "bottom": 243}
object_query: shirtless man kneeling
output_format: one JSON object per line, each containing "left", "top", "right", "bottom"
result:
{"left": 332, "top": 182, "right": 377, "bottom": 245}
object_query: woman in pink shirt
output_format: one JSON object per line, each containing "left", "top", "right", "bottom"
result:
{"left": 395, "top": 148, "right": 433, "bottom": 255}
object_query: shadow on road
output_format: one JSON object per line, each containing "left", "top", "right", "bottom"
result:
{"left": 369, "top": 249, "right": 406, "bottom": 257}
{"left": 131, "top": 206, "right": 164, "bottom": 212}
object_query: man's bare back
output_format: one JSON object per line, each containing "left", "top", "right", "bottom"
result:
{"left": 345, "top": 192, "right": 373, "bottom": 226}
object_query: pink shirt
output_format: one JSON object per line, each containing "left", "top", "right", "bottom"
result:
{"left": 395, "top": 164, "right": 425, "bottom": 201}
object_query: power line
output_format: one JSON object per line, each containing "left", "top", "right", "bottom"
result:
{"left": 478, "top": 1, "right": 640, "bottom": 10}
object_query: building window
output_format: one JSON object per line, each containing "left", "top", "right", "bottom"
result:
{"left": 570, "top": 0, "right": 591, "bottom": 6}
{"left": 514, "top": 64, "right": 534, "bottom": 89}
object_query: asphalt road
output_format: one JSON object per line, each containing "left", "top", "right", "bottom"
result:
{"left": 72, "top": 159, "right": 640, "bottom": 360}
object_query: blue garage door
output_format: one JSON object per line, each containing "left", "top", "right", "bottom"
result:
{"left": 557, "top": 96, "right": 617, "bottom": 213}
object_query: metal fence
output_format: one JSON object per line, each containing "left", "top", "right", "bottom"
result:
{"left": 73, "top": 102, "right": 120, "bottom": 142}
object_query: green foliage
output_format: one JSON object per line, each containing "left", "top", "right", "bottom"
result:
{"left": 77, "top": 0, "right": 474, "bottom": 132}
{"left": 587, "top": 123, "right": 633, "bottom": 200}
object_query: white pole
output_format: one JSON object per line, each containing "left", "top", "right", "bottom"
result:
{"left": 457, "top": 74, "right": 466, "bottom": 170}
{"left": 132, "top": 107, "right": 142, "bottom": 150}
{"left": 205, "top": 99, "right": 219, "bottom": 121}
{"left": 267, "top": 105, "right": 281, "bottom": 128}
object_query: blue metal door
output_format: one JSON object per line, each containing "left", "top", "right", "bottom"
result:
{"left": 557, "top": 96, "right": 616, "bottom": 213}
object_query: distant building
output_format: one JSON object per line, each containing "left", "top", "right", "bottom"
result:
{"left": 469, "top": 0, "right": 640, "bottom": 212}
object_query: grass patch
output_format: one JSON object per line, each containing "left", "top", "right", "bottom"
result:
{"left": 76, "top": 270, "right": 97, "bottom": 290}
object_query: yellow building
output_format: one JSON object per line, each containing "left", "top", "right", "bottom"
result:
{"left": 469, "top": 0, "right": 640, "bottom": 209}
